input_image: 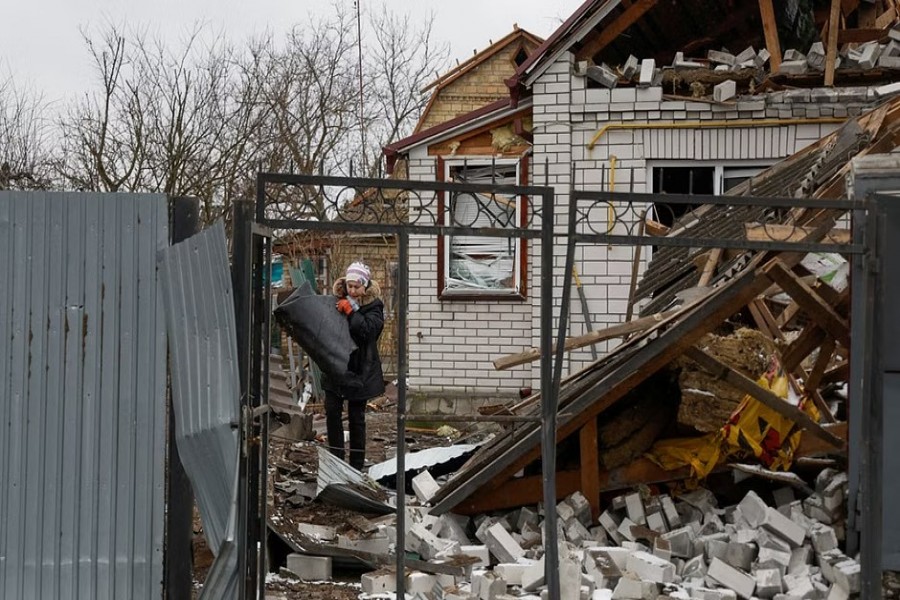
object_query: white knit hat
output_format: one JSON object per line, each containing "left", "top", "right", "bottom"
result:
{"left": 345, "top": 261, "right": 371, "bottom": 288}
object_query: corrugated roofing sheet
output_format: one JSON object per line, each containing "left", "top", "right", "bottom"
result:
{"left": 0, "top": 191, "right": 168, "bottom": 600}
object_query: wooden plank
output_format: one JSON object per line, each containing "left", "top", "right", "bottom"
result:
{"left": 821, "top": 360, "right": 850, "bottom": 384}
{"left": 454, "top": 469, "right": 581, "bottom": 514}
{"left": 580, "top": 419, "right": 601, "bottom": 522}
{"left": 838, "top": 28, "right": 888, "bottom": 43}
{"left": 759, "top": 0, "right": 783, "bottom": 72}
{"left": 749, "top": 298, "right": 787, "bottom": 342}
{"left": 796, "top": 421, "right": 848, "bottom": 456}
{"left": 698, "top": 248, "right": 724, "bottom": 287}
{"left": 776, "top": 301, "right": 802, "bottom": 328}
{"left": 805, "top": 338, "right": 837, "bottom": 392}
{"left": 825, "top": 0, "right": 842, "bottom": 86}
{"left": 745, "top": 223, "right": 851, "bottom": 244}
{"left": 684, "top": 346, "right": 844, "bottom": 448}
{"left": 877, "top": 6, "right": 898, "bottom": 29}
{"left": 576, "top": 0, "right": 659, "bottom": 60}
{"left": 493, "top": 309, "right": 680, "bottom": 370}
{"left": 763, "top": 260, "right": 850, "bottom": 347}
{"left": 782, "top": 325, "right": 828, "bottom": 372}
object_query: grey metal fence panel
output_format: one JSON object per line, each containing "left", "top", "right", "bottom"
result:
{"left": 0, "top": 191, "right": 168, "bottom": 600}
{"left": 158, "top": 220, "right": 239, "bottom": 595}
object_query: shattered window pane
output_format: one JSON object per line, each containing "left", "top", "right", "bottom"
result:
{"left": 445, "top": 163, "right": 521, "bottom": 294}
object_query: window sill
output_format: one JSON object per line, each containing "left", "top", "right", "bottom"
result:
{"left": 438, "top": 290, "right": 527, "bottom": 302}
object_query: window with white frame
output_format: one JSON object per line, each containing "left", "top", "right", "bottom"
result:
{"left": 440, "top": 160, "right": 525, "bottom": 298}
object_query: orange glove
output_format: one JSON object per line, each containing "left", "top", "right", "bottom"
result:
{"left": 336, "top": 298, "right": 353, "bottom": 315}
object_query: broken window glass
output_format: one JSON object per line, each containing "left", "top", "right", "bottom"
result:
{"left": 444, "top": 163, "right": 521, "bottom": 294}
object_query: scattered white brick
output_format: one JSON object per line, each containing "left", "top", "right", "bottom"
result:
{"left": 724, "top": 542, "right": 756, "bottom": 571}
{"left": 611, "top": 574, "right": 660, "bottom": 599}
{"left": 484, "top": 522, "right": 525, "bottom": 564}
{"left": 412, "top": 469, "right": 441, "bottom": 503}
{"left": 568, "top": 492, "right": 594, "bottom": 527}
{"left": 297, "top": 523, "right": 336, "bottom": 541}
{"left": 708, "top": 558, "right": 756, "bottom": 599}
{"left": 757, "top": 546, "right": 792, "bottom": 575}
{"left": 521, "top": 558, "right": 546, "bottom": 592}
{"left": 660, "top": 496, "right": 682, "bottom": 529}
{"left": 737, "top": 491, "right": 767, "bottom": 528}
{"left": 361, "top": 570, "right": 396, "bottom": 594}
{"left": 286, "top": 554, "right": 332, "bottom": 581}
{"left": 762, "top": 507, "right": 806, "bottom": 548}
{"left": 617, "top": 517, "right": 639, "bottom": 542}
{"left": 638, "top": 59, "right": 657, "bottom": 88}
{"left": 755, "top": 568, "right": 784, "bottom": 599}
{"left": 831, "top": 559, "right": 860, "bottom": 594}
{"left": 518, "top": 506, "right": 539, "bottom": 531}
{"left": 713, "top": 80, "right": 736, "bottom": 102}
{"left": 625, "top": 550, "right": 676, "bottom": 584}
{"left": 459, "top": 545, "right": 491, "bottom": 568}
{"left": 625, "top": 493, "right": 647, "bottom": 526}
{"left": 408, "top": 571, "right": 438, "bottom": 594}
{"left": 661, "top": 526, "right": 696, "bottom": 559}
{"left": 788, "top": 547, "right": 813, "bottom": 575}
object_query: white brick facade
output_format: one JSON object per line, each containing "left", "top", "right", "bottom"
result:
{"left": 403, "top": 50, "right": 877, "bottom": 397}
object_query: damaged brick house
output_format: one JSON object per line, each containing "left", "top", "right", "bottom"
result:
{"left": 383, "top": 0, "right": 900, "bottom": 400}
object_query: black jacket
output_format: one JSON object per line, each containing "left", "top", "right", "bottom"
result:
{"left": 322, "top": 277, "right": 386, "bottom": 401}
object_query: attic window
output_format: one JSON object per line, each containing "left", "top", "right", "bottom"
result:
{"left": 439, "top": 160, "right": 527, "bottom": 300}
{"left": 513, "top": 46, "right": 529, "bottom": 67}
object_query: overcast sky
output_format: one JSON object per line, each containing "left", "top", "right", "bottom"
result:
{"left": 2, "top": 0, "right": 584, "bottom": 104}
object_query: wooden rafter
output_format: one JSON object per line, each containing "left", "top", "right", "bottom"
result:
{"left": 684, "top": 346, "right": 843, "bottom": 448}
{"left": 763, "top": 260, "right": 850, "bottom": 348}
{"left": 575, "top": 0, "right": 659, "bottom": 61}
{"left": 825, "top": 0, "right": 842, "bottom": 86}
{"left": 759, "top": 0, "right": 783, "bottom": 72}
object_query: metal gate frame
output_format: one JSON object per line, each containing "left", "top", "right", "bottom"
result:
{"left": 235, "top": 171, "right": 559, "bottom": 599}
{"left": 233, "top": 172, "right": 884, "bottom": 599}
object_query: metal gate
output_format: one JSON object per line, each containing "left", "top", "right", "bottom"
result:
{"left": 232, "top": 165, "right": 889, "bottom": 599}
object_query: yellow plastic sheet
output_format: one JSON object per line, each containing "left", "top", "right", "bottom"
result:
{"left": 648, "top": 357, "right": 819, "bottom": 480}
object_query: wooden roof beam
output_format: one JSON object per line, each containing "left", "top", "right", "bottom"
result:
{"left": 759, "top": 0, "right": 783, "bottom": 72}
{"left": 575, "top": 0, "right": 659, "bottom": 61}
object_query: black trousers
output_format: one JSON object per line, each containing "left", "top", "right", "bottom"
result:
{"left": 324, "top": 392, "right": 367, "bottom": 470}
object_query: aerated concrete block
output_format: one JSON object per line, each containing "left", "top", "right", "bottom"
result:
{"left": 708, "top": 50, "right": 735, "bottom": 65}
{"left": 587, "top": 64, "right": 618, "bottom": 89}
{"left": 662, "top": 526, "right": 696, "bottom": 558}
{"left": 286, "top": 554, "right": 332, "bottom": 581}
{"left": 625, "top": 493, "right": 647, "bottom": 526}
{"left": 638, "top": 59, "right": 657, "bottom": 88}
{"left": 809, "top": 523, "right": 838, "bottom": 554}
{"left": 737, "top": 491, "right": 767, "bottom": 528}
{"left": 708, "top": 558, "right": 756, "bottom": 599}
{"left": 660, "top": 496, "right": 681, "bottom": 529}
{"left": 756, "top": 568, "right": 784, "bottom": 599}
{"left": 484, "top": 522, "right": 526, "bottom": 564}
{"left": 412, "top": 469, "right": 441, "bottom": 503}
{"left": 460, "top": 545, "right": 491, "bottom": 568}
{"left": 625, "top": 550, "right": 676, "bottom": 584}
{"left": 568, "top": 492, "right": 594, "bottom": 527}
{"left": 724, "top": 542, "right": 757, "bottom": 571}
{"left": 361, "top": 570, "right": 397, "bottom": 593}
{"left": 622, "top": 55, "right": 639, "bottom": 79}
{"left": 408, "top": 571, "right": 438, "bottom": 594}
{"left": 762, "top": 507, "right": 806, "bottom": 548}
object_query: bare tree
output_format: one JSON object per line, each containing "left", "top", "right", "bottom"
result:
{"left": 0, "top": 75, "right": 53, "bottom": 189}
{"left": 360, "top": 5, "right": 449, "bottom": 177}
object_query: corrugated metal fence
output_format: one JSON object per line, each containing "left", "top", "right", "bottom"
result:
{"left": 0, "top": 192, "right": 168, "bottom": 600}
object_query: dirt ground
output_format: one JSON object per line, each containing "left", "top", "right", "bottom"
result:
{"left": 191, "top": 394, "right": 483, "bottom": 599}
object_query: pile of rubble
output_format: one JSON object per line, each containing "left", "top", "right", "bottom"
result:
{"left": 583, "top": 23, "right": 900, "bottom": 102}
{"left": 278, "top": 464, "right": 855, "bottom": 600}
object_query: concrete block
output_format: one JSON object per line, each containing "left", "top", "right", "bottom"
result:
{"left": 737, "top": 491, "right": 767, "bottom": 528}
{"left": 756, "top": 568, "right": 784, "bottom": 599}
{"left": 674, "top": 51, "right": 705, "bottom": 68}
{"left": 660, "top": 496, "right": 682, "bottom": 529}
{"left": 784, "top": 49, "right": 806, "bottom": 61}
{"left": 756, "top": 530, "right": 792, "bottom": 553}
{"left": 612, "top": 495, "right": 628, "bottom": 512}
{"left": 708, "top": 50, "right": 735, "bottom": 65}
{"left": 757, "top": 547, "right": 792, "bottom": 575}
{"left": 476, "top": 517, "right": 498, "bottom": 544}
{"left": 521, "top": 557, "right": 546, "bottom": 592}
{"left": 617, "top": 517, "right": 638, "bottom": 542}
{"left": 653, "top": 537, "right": 672, "bottom": 562}
{"left": 568, "top": 492, "right": 594, "bottom": 527}
{"left": 788, "top": 547, "right": 812, "bottom": 575}
{"left": 622, "top": 55, "right": 639, "bottom": 80}
{"left": 460, "top": 545, "right": 491, "bottom": 568}
{"left": 625, "top": 550, "right": 676, "bottom": 583}
{"left": 720, "top": 79, "right": 750, "bottom": 108}
{"left": 707, "top": 558, "right": 755, "bottom": 599}
{"left": 412, "top": 469, "right": 441, "bottom": 503}
{"left": 705, "top": 539, "right": 728, "bottom": 563}
{"left": 762, "top": 507, "right": 806, "bottom": 548}
{"left": 286, "top": 554, "right": 332, "bottom": 581}
{"left": 297, "top": 523, "right": 336, "bottom": 541}
{"left": 611, "top": 574, "right": 660, "bottom": 599}
{"left": 662, "top": 526, "right": 697, "bottom": 558}
{"left": 590, "top": 526, "right": 610, "bottom": 545}
{"left": 679, "top": 489, "right": 718, "bottom": 513}
{"left": 734, "top": 47, "right": 757, "bottom": 64}
{"left": 639, "top": 59, "right": 656, "bottom": 88}
{"left": 756, "top": 48, "right": 771, "bottom": 67}
{"left": 484, "top": 522, "right": 526, "bottom": 564}
{"left": 361, "top": 570, "right": 396, "bottom": 593}
{"left": 772, "top": 488, "right": 795, "bottom": 509}
{"left": 831, "top": 559, "right": 860, "bottom": 594}
{"left": 587, "top": 64, "right": 618, "bottom": 89}
{"left": 494, "top": 560, "right": 534, "bottom": 586}
{"left": 600, "top": 509, "right": 623, "bottom": 539}
{"left": 778, "top": 60, "right": 808, "bottom": 75}
{"left": 878, "top": 54, "right": 900, "bottom": 69}
{"left": 821, "top": 473, "right": 847, "bottom": 512}
{"left": 625, "top": 493, "right": 647, "bottom": 525}
{"left": 691, "top": 587, "right": 737, "bottom": 600}
{"left": 647, "top": 512, "right": 668, "bottom": 534}
{"left": 782, "top": 573, "right": 815, "bottom": 598}
{"left": 566, "top": 518, "right": 592, "bottom": 546}
{"left": 521, "top": 521, "right": 543, "bottom": 548}
{"left": 408, "top": 571, "right": 438, "bottom": 594}
{"left": 809, "top": 523, "right": 838, "bottom": 554}
{"left": 558, "top": 500, "right": 577, "bottom": 523}
{"left": 682, "top": 555, "right": 707, "bottom": 580}
{"left": 409, "top": 523, "right": 458, "bottom": 560}
{"left": 439, "top": 514, "right": 472, "bottom": 545}
{"left": 472, "top": 569, "right": 507, "bottom": 600}
{"left": 724, "top": 542, "right": 756, "bottom": 571}
{"left": 337, "top": 533, "right": 391, "bottom": 555}
{"left": 858, "top": 41, "right": 883, "bottom": 69}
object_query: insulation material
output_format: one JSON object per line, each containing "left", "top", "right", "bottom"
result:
{"left": 648, "top": 359, "right": 818, "bottom": 479}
